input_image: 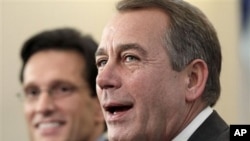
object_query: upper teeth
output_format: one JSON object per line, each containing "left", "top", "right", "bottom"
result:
{"left": 39, "top": 122, "right": 60, "bottom": 129}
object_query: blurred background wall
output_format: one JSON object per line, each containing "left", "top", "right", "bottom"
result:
{"left": 0, "top": 0, "right": 249, "bottom": 140}
{"left": 0, "top": 1, "right": 3, "bottom": 140}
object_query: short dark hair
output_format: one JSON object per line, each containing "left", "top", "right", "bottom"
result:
{"left": 20, "top": 28, "right": 98, "bottom": 97}
{"left": 117, "top": 0, "right": 222, "bottom": 106}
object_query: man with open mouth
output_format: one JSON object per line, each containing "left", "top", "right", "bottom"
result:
{"left": 95, "top": 0, "right": 229, "bottom": 141}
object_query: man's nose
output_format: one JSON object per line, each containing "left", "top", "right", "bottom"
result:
{"left": 35, "top": 92, "right": 56, "bottom": 116}
{"left": 96, "top": 61, "right": 121, "bottom": 90}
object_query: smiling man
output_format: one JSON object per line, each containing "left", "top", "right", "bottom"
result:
{"left": 19, "top": 28, "right": 107, "bottom": 141}
{"left": 95, "top": 0, "right": 229, "bottom": 141}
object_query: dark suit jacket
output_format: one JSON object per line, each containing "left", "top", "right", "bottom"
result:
{"left": 188, "top": 111, "right": 229, "bottom": 141}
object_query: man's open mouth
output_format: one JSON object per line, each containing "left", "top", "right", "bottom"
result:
{"left": 104, "top": 104, "right": 133, "bottom": 115}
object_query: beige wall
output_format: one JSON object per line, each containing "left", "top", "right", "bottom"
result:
{"left": 1, "top": 0, "right": 3, "bottom": 140}
{"left": 0, "top": 0, "right": 247, "bottom": 141}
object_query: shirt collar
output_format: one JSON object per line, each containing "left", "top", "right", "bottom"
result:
{"left": 172, "top": 106, "right": 213, "bottom": 141}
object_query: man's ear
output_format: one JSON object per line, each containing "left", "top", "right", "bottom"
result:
{"left": 184, "top": 59, "right": 208, "bottom": 102}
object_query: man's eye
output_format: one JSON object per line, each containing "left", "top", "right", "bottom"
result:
{"left": 96, "top": 59, "right": 107, "bottom": 68}
{"left": 25, "top": 89, "right": 40, "bottom": 97}
{"left": 125, "top": 55, "right": 139, "bottom": 62}
{"left": 55, "top": 85, "right": 74, "bottom": 93}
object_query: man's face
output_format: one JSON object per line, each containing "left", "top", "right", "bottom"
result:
{"left": 23, "top": 50, "right": 99, "bottom": 141}
{"left": 96, "top": 9, "right": 188, "bottom": 140}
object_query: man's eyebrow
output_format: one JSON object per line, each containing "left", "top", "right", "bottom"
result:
{"left": 95, "top": 48, "right": 106, "bottom": 57}
{"left": 117, "top": 43, "right": 147, "bottom": 56}
{"left": 95, "top": 43, "right": 147, "bottom": 57}
{"left": 23, "top": 79, "right": 74, "bottom": 89}
{"left": 23, "top": 82, "right": 37, "bottom": 91}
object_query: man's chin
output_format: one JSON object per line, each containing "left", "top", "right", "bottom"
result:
{"left": 32, "top": 131, "right": 68, "bottom": 141}
{"left": 33, "top": 136, "right": 67, "bottom": 141}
